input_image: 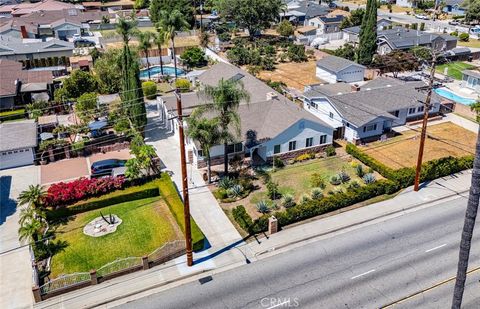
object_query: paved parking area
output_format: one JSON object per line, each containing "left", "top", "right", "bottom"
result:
{"left": 40, "top": 149, "right": 131, "bottom": 185}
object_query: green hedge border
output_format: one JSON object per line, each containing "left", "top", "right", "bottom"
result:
{"left": 233, "top": 144, "right": 474, "bottom": 234}
{"left": 0, "top": 109, "right": 25, "bottom": 121}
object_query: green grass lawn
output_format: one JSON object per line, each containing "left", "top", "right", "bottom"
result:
{"left": 50, "top": 196, "right": 182, "bottom": 277}
{"left": 270, "top": 156, "right": 365, "bottom": 199}
{"left": 436, "top": 61, "right": 477, "bottom": 80}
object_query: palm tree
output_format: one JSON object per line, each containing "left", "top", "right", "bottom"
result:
{"left": 18, "top": 206, "right": 45, "bottom": 226}
{"left": 138, "top": 31, "right": 154, "bottom": 79}
{"left": 452, "top": 112, "right": 480, "bottom": 308}
{"left": 18, "top": 217, "right": 42, "bottom": 244}
{"left": 187, "top": 111, "right": 221, "bottom": 183}
{"left": 154, "top": 26, "right": 169, "bottom": 79}
{"left": 198, "top": 78, "right": 250, "bottom": 174}
{"left": 157, "top": 9, "right": 189, "bottom": 79}
{"left": 115, "top": 17, "right": 137, "bottom": 46}
{"left": 18, "top": 184, "right": 46, "bottom": 209}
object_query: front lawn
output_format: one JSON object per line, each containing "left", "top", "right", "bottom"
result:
{"left": 457, "top": 39, "right": 480, "bottom": 49}
{"left": 436, "top": 61, "right": 476, "bottom": 80}
{"left": 50, "top": 196, "right": 183, "bottom": 277}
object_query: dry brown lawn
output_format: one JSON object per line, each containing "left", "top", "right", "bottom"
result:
{"left": 361, "top": 122, "right": 477, "bottom": 169}
{"left": 257, "top": 60, "right": 324, "bottom": 90}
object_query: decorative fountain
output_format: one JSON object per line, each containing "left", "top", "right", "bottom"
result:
{"left": 83, "top": 212, "right": 122, "bottom": 237}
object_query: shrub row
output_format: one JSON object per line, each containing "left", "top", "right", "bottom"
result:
{"left": 234, "top": 179, "right": 399, "bottom": 234}
{"left": 47, "top": 187, "right": 160, "bottom": 220}
{"left": 345, "top": 143, "right": 474, "bottom": 188}
{"left": 0, "top": 109, "right": 25, "bottom": 121}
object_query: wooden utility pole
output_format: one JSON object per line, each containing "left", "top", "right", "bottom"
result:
{"left": 175, "top": 90, "right": 193, "bottom": 266}
{"left": 414, "top": 51, "right": 437, "bottom": 191}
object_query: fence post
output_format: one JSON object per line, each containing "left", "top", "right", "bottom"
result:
{"left": 90, "top": 269, "right": 98, "bottom": 285}
{"left": 142, "top": 256, "right": 149, "bottom": 270}
{"left": 268, "top": 216, "right": 278, "bottom": 235}
{"left": 32, "top": 285, "right": 42, "bottom": 302}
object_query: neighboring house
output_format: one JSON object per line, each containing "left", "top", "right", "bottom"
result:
{"left": 0, "top": 59, "right": 53, "bottom": 109}
{"left": 442, "top": 0, "right": 466, "bottom": 15}
{"left": 0, "top": 36, "right": 74, "bottom": 62}
{"left": 344, "top": 26, "right": 458, "bottom": 53}
{"left": 302, "top": 77, "right": 443, "bottom": 144}
{"left": 462, "top": 70, "right": 480, "bottom": 94}
{"left": 396, "top": 0, "right": 415, "bottom": 8}
{"left": 0, "top": 119, "right": 37, "bottom": 169}
{"left": 342, "top": 20, "right": 392, "bottom": 44}
{"left": 0, "top": 0, "right": 77, "bottom": 18}
{"left": 308, "top": 15, "right": 343, "bottom": 34}
{"left": 0, "top": 8, "right": 111, "bottom": 40}
{"left": 70, "top": 55, "right": 93, "bottom": 71}
{"left": 315, "top": 55, "right": 366, "bottom": 84}
{"left": 158, "top": 62, "right": 334, "bottom": 167}
{"left": 281, "top": 0, "right": 331, "bottom": 26}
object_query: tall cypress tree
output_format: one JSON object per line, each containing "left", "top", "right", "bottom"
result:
{"left": 356, "top": 0, "right": 377, "bottom": 65}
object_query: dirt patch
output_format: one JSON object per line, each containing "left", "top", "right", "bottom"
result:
{"left": 362, "top": 122, "right": 477, "bottom": 169}
{"left": 257, "top": 60, "right": 325, "bottom": 91}
{"left": 153, "top": 200, "right": 184, "bottom": 240}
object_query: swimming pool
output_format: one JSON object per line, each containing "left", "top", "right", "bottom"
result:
{"left": 434, "top": 88, "right": 477, "bottom": 105}
{"left": 139, "top": 66, "right": 185, "bottom": 78}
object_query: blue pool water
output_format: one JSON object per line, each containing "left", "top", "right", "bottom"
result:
{"left": 139, "top": 66, "right": 185, "bottom": 78}
{"left": 434, "top": 88, "right": 476, "bottom": 105}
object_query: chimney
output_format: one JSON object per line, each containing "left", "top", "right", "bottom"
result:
{"left": 266, "top": 92, "right": 278, "bottom": 101}
{"left": 20, "top": 25, "right": 28, "bottom": 38}
{"left": 351, "top": 84, "right": 360, "bottom": 92}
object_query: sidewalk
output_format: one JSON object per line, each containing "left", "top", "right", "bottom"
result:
{"left": 33, "top": 168, "right": 473, "bottom": 308}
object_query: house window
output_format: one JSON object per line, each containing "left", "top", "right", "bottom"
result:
{"left": 288, "top": 141, "right": 297, "bottom": 151}
{"left": 274, "top": 144, "right": 281, "bottom": 154}
{"left": 306, "top": 137, "right": 313, "bottom": 147}
{"left": 329, "top": 112, "right": 334, "bottom": 119}
{"left": 418, "top": 106, "right": 424, "bottom": 113}
{"left": 227, "top": 142, "right": 243, "bottom": 154}
{"left": 363, "top": 124, "right": 377, "bottom": 132}
{"left": 408, "top": 107, "right": 416, "bottom": 114}
{"left": 391, "top": 110, "right": 400, "bottom": 117}
{"left": 197, "top": 149, "right": 204, "bottom": 157}
{"left": 320, "top": 135, "right": 327, "bottom": 144}
{"left": 234, "top": 143, "right": 243, "bottom": 152}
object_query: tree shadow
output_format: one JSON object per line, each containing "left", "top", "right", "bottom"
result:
{"left": 0, "top": 175, "right": 17, "bottom": 225}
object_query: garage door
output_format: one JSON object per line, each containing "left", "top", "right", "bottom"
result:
{"left": 0, "top": 148, "right": 34, "bottom": 170}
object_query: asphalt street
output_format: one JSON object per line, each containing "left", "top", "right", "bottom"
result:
{"left": 117, "top": 196, "right": 480, "bottom": 309}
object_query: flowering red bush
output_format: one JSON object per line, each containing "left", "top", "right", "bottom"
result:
{"left": 44, "top": 176, "right": 125, "bottom": 208}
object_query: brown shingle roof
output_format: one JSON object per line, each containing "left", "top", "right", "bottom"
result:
{"left": 0, "top": 59, "right": 52, "bottom": 97}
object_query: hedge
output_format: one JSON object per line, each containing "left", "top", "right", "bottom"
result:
{"left": 345, "top": 143, "right": 474, "bottom": 188}
{"left": 155, "top": 173, "right": 205, "bottom": 251}
{"left": 0, "top": 109, "right": 26, "bottom": 121}
{"left": 234, "top": 179, "right": 400, "bottom": 234}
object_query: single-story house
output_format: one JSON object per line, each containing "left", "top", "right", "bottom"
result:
{"left": 158, "top": 62, "right": 334, "bottom": 167}
{"left": 281, "top": 1, "right": 331, "bottom": 26}
{"left": 308, "top": 15, "right": 343, "bottom": 34}
{"left": 442, "top": 0, "right": 466, "bottom": 15}
{"left": 396, "top": 0, "right": 414, "bottom": 8}
{"left": 302, "top": 77, "right": 443, "bottom": 144}
{"left": 0, "top": 0, "right": 76, "bottom": 18}
{"left": 0, "top": 59, "right": 54, "bottom": 110}
{"left": 315, "top": 55, "right": 366, "bottom": 84}
{"left": 0, "top": 36, "right": 74, "bottom": 62}
{"left": 462, "top": 70, "right": 480, "bottom": 94}
{"left": 70, "top": 55, "right": 93, "bottom": 71}
{"left": 0, "top": 119, "right": 37, "bottom": 169}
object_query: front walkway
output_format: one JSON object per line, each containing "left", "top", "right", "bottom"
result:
{"left": 144, "top": 101, "right": 243, "bottom": 249}
{"left": 0, "top": 165, "right": 40, "bottom": 309}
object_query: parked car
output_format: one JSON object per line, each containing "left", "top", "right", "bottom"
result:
{"left": 74, "top": 38, "right": 95, "bottom": 48}
{"left": 415, "top": 14, "right": 429, "bottom": 20}
{"left": 91, "top": 159, "right": 127, "bottom": 177}
{"left": 448, "top": 20, "right": 460, "bottom": 25}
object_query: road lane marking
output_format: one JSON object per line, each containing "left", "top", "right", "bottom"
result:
{"left": 425, "top": 243, "right": 447, "bottom": 253}
{"left": 351, "top": 269, "right": 376, "bottom": 279}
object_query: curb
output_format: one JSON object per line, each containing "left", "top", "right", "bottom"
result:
{"left": 254, "top": 189, "right": 470, "bottom": 258}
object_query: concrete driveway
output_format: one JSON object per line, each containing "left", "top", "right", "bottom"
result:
{"left": 0, "top": 165, "right": 40, "bottom": 309}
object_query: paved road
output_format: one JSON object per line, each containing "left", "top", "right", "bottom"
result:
{"left": 117, "top": 196, "right": 480, "bottom": 309}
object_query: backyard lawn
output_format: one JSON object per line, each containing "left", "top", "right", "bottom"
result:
{"left": 50, "top": 196, "right": 183, "bottom": 277}
{"left": 457, "top": 39, "right": 480, "bottom": 49}
{"left": 436, "top": 61, "right": 476, "bottom": 80}
{"left": 362, "top": 122, "right": 477, "bottom": 169}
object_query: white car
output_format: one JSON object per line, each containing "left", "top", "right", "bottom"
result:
{"left": 415, "top": 14, "right": 429, "bottom": 20}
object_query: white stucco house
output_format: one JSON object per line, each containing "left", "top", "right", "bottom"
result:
{"left": 462, "top": 70, "right": 480, "bottom": 94}
{"left": 315, "top": 55, "right": 366, "bottom": 84}
{"left": 158, "top": 62, "right": 334, "bottom": 167}
{"left": 302, "top": 77, "right": 443, "bottom": 144}
{"left": 0, "top": 119, "right": 37, "bottom": 169}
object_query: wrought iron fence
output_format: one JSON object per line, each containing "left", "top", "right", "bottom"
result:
{"left": 148, "top": 240, "right": 185, "bottom": 263}
{"left": 96, "top": 257, "right": 143, "bottom": 278}
{"left": 39, "top": 272, "right": 90, "bottom": 295}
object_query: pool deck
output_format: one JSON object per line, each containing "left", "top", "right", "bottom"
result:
{"left": 444, "top": 80, "right": 479, "bottom": 100}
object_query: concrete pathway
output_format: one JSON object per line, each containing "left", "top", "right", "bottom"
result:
{"left": 143, "top": 101, "right": 242, "bottom": 249}
{"left": 0, "top": 165, "right": 40, "bottom": 309}
{"left": 445, "top": 113, "right": 479, "bottom": 134}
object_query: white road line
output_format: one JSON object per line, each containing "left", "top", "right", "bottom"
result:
{"left": 266, "top": 300, "right": 290, "bottom": 309}
{"left": 425, "top": 243, "right": 447, "bottom": 253}
{"left": 351, "top": 269, "right": 376, "bottom": 280}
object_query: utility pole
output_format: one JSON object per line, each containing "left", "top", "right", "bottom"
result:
{"left": 175, "top": 90, "right": 194, "bottom": 266}
{"left": 414, "top": 50, "right": 437, "bottom": 191}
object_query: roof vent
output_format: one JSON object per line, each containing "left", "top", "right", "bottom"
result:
{"left": 266, "top": 92, "right": 278, "bottom": 101}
